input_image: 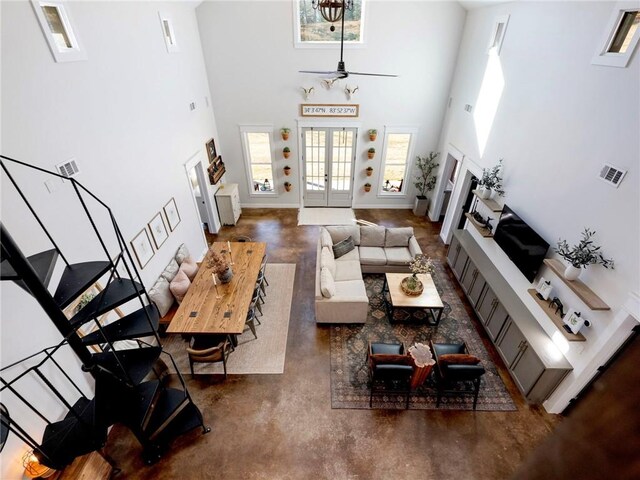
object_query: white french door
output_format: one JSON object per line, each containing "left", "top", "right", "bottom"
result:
{"left": 302, "top": 127, "right": 356, "bottom": 207}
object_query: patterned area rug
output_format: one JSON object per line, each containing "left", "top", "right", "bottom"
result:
{"left": 330, "top": 262, "right": 517, "bottom": 411}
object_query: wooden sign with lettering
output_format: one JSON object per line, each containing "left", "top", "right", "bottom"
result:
{"left": 300, "top": 104, "right": 359, "bottom": 117}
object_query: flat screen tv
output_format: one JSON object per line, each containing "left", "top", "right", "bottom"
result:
{"left": 493, "top": 205, "right": 549, "bottom": 283}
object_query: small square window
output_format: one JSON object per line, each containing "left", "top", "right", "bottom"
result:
{"left": 31, "top": 1, "right": 86, "bottom": 62}
{"left": 593, "top": 3, "right": 640, "bottom": 68}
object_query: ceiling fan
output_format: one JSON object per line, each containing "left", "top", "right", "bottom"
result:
{"left": 299, "top": 0, "right": 398, "bottom": 79}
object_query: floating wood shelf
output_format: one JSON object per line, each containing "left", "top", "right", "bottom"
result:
{"left": 527, "top": 289, "right": 586, "bottom": 342}
{"left": 472, "top": 190, "right": 503, "bottom": 212}
{"left": 464, "top": 213, "right": 493, "bottom": 237}
{"left": 543, "top": 259, "right": 610, "bottom": 310}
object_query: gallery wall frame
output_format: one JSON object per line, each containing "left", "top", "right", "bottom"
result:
{"left": 164, "top": 197, "right": 181, "bottom": 231}
{"left": 148, "top": 212, "right": 169, "bottom": 249}
{"left": 130, "top": 228, "right": 154, "bottom": 269}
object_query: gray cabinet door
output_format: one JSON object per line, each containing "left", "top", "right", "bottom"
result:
{"left": 468, "top": 270, "right": 486, "bottom": 307}
{"left": 460, "top": 259, "right": 477, "bottom": 294}
{"left": 476, "top": 286, "right": 496, "bottom": 325}
{"left": 487, "top": 304, "right": 509, "bottom": 340}
{"left": 497, "top": 319, "right": 525, "bottom": 367}
{"left": 447, "top": 236, "right": 460, "bottom": 267}
{"left": 452, "top": 248, "right": 468, "bottom": 280}
{"left": 512, "top": 346, "right": 545, "bottom": 395}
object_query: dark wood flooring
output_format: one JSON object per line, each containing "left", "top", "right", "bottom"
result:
{"left": 106, "top": 208, "right": 559, "bottom": 479}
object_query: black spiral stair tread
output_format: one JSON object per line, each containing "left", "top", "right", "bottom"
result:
{"left": 69, "top": 278, "right": 144, "bottom": 328}
{"left": 92, "top": 346, "right": 162, "bottom": 386}
{"left": 0, "top": 249, "right": 59, "bottom": 293}
{"left": 54, "top": 260, "right": 112, "bottom": 309}
{"left": 81, "top": 304, "right": 160, "bottom": 345}
{"left": 143, "top": 387, "right": 191, "bottom": 441}
{"left": 152, "top": 402, "right": 206, "bottom": 445}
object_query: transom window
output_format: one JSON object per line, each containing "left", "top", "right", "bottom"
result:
{"left": 240, "top": 127, "right": 275, "bottom": 195}
{"left": 592, "top": 3, "right": 640, "bottom": 68}
{"left": 608, "top": 10, "right": 639, "bottom": 53}
{"left": 31, "top": 1, "right": 86, "bottom": 62}
{"left": 379, "top": 128, "right": 417, "bottom": 195}
{"left": 295, "top": 0, "right": 365, "bottom": 46}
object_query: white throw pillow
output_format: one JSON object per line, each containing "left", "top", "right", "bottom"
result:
{"left": 169, "top": 269, "right": 191, "bottom": 304}
{"left": 320, "top": 267, "right": 336, "bottom": 298}
{"left": 160, "top": 258, "right": 180, "bottom": 283}
{"left": 175, "top": 243, "right": 190, "bottom": 265}
{"left": 321, "top": 246, "right": 336, "bottom": 277}
{"left": 385, "top": 227, "right": 414, "bottom": 247}
{"left": 179, "top": 256, "right": 199, "bottom": 281}
{"left": 148, "top": 277, "right": 174, "bottom": 317}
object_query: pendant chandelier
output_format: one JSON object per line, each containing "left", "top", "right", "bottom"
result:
{"left": 312, "top": 0, "right": 355, "bottom": 31}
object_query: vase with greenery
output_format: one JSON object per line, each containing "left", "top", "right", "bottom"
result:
{"left": 412, "top": 152, "right": 440, "bottom": 216}
{"left": 364, "top": 182, "right": 372, "bottom": 192}
{"left": 555, "top": 228, "right": 614, "bottom": 280}
{"left": 402, "top": 254, "right": 434, "bottom": 294}
{"left": 281, "top": 128, "right": 290, "bottom": 140}
{"left": 368, "top": 129, "right": 377, "bottom": 141}
{"left": 284, "top": 181, "right": 292, "bottom": 192}
{"left": 366, "top": 166, "right": 373, "bottom": 177}
{"left": 478, "top": 159, "right": 505, "bottom": 198}
{"left": 283, "top": 146, "right": 291, "bottom": 159}
{"left": 284, "top": 166, "right": 291, "bottom": 176}
{"left": 208, "top": 250, "right": 233, "bottom": 283}
{"left": 367, "top": 147, "right": 375, "bottom": 159}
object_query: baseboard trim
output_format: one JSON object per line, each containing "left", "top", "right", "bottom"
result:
{"left": 353, "top": 204, "right": 413, "bottom": 209}
{"left": 240, "top": 204, "right": 298, "bottom": 209}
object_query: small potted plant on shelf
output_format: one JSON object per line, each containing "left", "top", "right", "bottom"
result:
{"left": 365, "top": 166, "right": 373, "bottom": 177}
{"left": 208, "top": 250, "right": 233, "bottom": 283}
{"left": 367, "top": 147, "right": 375, "bottom": 159}
{"left": 412, "top": 152, "right": 440, "bottom": 217}
{"left": 478, "top": 159, "right": 505, "bottom": 199}
{"left": 284, "top": 165, "right": 291, "bottom": 176}
{"left": 281, "top": 128, "right": 290, "bottom": 141}
{"left": 364, "top": 182, "right": 372, "bottom": 192}
{"left": 555, "top": 228, "right": 614, "bottom": 280}
{"left": 283, "top": 146, "right": 291, "bottom": 159}
{"left": 368, "top": 129, "right": 377, "bottom": 141}
{"left": 284, "top": 181, "right": 292, "bottom": 192}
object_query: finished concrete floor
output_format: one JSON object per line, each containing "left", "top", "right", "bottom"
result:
{"left": 106, "top": 208, "right": 559, "bottom": 479}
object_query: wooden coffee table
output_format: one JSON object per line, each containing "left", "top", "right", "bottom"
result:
{"left": 383, "top": 273, "right": 445, "bottom": 326}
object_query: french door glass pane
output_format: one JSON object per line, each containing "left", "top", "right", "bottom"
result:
{"left": 305, "top": 130, "right": 326, "bottom": 191}
{"left": 331, "top": 130, "right": 353, "bottom": 191}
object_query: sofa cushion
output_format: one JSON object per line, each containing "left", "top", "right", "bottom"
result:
{"left": 321, "top": 246, "right": 336, "bottom": 277}
{"left": 333, "top": 236, "right": 355, "bottom": 259}
{"left": 385, "top": 227, "right": 414, "bottom": 247}
{"left": 359, "top": 246, "right": 387, "bottom": 265}
{"left": 360, "top": 226, "right": 386, "bottom": 247}
{"left": 334, "top": 260, "right": 363, "bottom": 282}
{"left": 148, "top": 277, "right": 174, "bottom": 317}
{"left": 320, "top": 267, "right": 336, "bottom": 298}
{"left": 320, "top": 227, "right": 333, "bottom": 248}
{"left": 169, "top": 270, "right": 191, "bottom": 304}
{"left": 179, "top": 256, "right": 199, "bottom": 281}
{"left": 334, "top": 279, "right": 367, "bottom": 299}
{"left": 175, "top": 243, "right": 190, "bottom": 265}
{"left": 336, "top": 247, "right": 360, "bottom": 262}
{"left": 160, "top": 258, "right": 180, "bottom": 282}
{"left": 326, "top": 225, "right": 360, "bottom": 245}
{"left": 385, "top": 247, "right": 413, "bottom": 265}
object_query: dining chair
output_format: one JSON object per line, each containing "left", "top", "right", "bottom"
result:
{"left": 186, "top": 335, "right": 234, "bottom": 378}
{"left": 256, "top": 254, "right": 269, "bottom": 297}
{"left": 251, "top": 286, "right": 263, "bottom": 316}
{"left": 245, "top": 307, "right": 259, "bottom": 339}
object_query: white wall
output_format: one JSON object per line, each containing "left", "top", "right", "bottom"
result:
{"left": 437, "top": 1, "right": 640, "bottom": 412}
{"left": 196, "top": 0, "right": 466, "bottom": 207}
{"left": 0, "top": 2, "right": 218, "bottom": 477}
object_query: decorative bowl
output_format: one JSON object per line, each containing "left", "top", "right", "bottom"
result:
{"left": 401, "top": 276, "right": 424, "bottom": 296}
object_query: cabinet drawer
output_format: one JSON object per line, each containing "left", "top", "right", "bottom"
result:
{"left": 512, "top": 347, "right": 545, "bottom": 395}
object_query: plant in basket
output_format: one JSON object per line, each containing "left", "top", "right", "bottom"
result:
{"left": 403, "top": 254, "right": 434, "bottom": 294}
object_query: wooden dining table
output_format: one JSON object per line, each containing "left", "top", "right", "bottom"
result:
{"left": 166, "top": 242, "right": 266, "bottom": 339}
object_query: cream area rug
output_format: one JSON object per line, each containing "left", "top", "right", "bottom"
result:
{"left": 298, "top": 207, "right": 355, "bottom": 226}
{"left": 162, "top": 264, "right": 295, "bottom": 375}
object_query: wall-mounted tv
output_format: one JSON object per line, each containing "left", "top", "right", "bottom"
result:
{"left": 493, "top": 205, "right": 549, "bottom": 283}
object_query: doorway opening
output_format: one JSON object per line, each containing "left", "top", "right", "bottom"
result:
{"left": 184, "top": 152, "right": 220, "bottom": 238}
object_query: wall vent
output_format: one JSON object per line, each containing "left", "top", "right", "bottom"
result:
{"left": 598, "top": 163, "right": 627, "bottom": 188}
{"left": 56, "top": 159, "right": 80, "bottom": 178}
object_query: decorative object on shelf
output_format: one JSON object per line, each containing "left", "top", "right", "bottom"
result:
{"left": 367, "top": 147, "right": 375, "bottom": 159}
{"left": 368, "top": 129, "right": 377, "bottom": 141}
{"left": 365, "top": 166, "right": 373, "bottom": 176}
{"left": 301, "top": 87, "right": 314, "bottom": 101}
{"left": 562, "top": 308, "right": 591, "bottom": 335}
{"left": 555, "top": 227, "right": 614, "bottom": 280}
{"left": 23, "top": 450, "right": 56, "bottom": 478}
{"left": 263, "top": 178, "right": 271, "bottom": 191}
{"left": 364, "top": 182, "right": 372, "bottom": 192}
{"left": 344, "top": 85, "right": 358, "bottom": 100}
{"left": 478, "top": 159, "right": 505, "bottom": 198}
{"left": 535, "top": 277, "right": 553, "bottom": 301}
{"left": 548, "top": 296, "right": 565, "bottom": 318}
{"left": 208, "top": 250, "right": 233, "bottom": 283}
{"left": 408, "top": 342, "right": 436, "bottom": 389}
{"left": 402, "top": 254, "right": 434, "bottom": 295}
{"left": 283, "top": 146, "right": 291, "bottom": 159}
{"left": 284, "top": 166, "right": 291, "bottom": 176}
{"left": 205, "top": 138, "right": 217, "bottom": 164}
{"left": 412, "top": 151, "right": 440, "bottom": 216}
{"left": 163, "top": 197, "right": 181, "bottom": 231}
{"left": 281, "top": 127, "right": 290, "bottom": 140}
{"left": 148, "top": 211, "right": 169, "bottom": 249}
{"left": 284, "top": 181, "right": 293, "bottom": 192}
{"left": 130, "top": 227, "right": 154, "bottom": 269}
{"left": 207, "top": 155, "right": 226, "bottom": 185}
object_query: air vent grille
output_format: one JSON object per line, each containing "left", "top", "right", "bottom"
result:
{"left": 56, "top": 159, "right": 79, "bottom": 178}
{"left": 599, "top": 163, "right": 627, "bottom": 188}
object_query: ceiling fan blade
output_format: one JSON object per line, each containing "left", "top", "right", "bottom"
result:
{"left": 299, "top": 70, "right": 339, "bottom": 75}
{"left": 347, "top": 71, "right": 399, "bottom": 77}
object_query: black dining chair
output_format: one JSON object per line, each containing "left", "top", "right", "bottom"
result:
{"left": 256, "top": 254, "right": 269, "bottom": 297}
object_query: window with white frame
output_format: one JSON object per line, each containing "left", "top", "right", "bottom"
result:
{"left": 379, "top": 128, "right": 417, "bottom": 195}
{"left": 487, "top": 15, "right": 509, "bottom": 55}
{"left": 294, "top": 0, "right": 365, "bottom": 47}
{"left": 31, "top": 1, "right": 86, "bottom": 62}
{"left": 240, "top": 127, "right": 276, "bottom": 194}
{"left": 593, "top": 3, "right": 640, "bottom": 67}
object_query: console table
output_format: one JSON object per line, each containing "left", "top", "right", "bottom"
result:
{"left": 447, "top": 229, "right": 572, "bottom": 403}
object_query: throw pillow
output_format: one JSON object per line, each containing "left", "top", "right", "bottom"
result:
{"left": 179, "top": 256, "right": 199, "bottom": 281}
{"left": 175, "top": 243, "right": 190, "bottom": 265}
{"left": 439, "top": 353, "right": 481, "bottom": 367}
{"left": 320, "top": 227, "right": 333, "bottom": 248}
{"left": 332, "top": 236, "right": 355, "bottom": 259}
{"left": 360, "top": 226, "right": 386, "bottom": 246}
{"left": 385, "top": 227, "right": 414, "bottom": 247}
{"left": 160, "top": 258, "right": 180, "bottom": 283}
{"left": 169, "top": 270, "right": 191, "bottom": 304}
{"left": 320, "top": 267, "right": 335, "bottom": 298}
{"left": 369, "top": 354, "right": 412, "bottom": 367}
{"left": 148, "top": 277, "right": 174, "bottom": 317}
{"left": 320, "top": 246, "right": 336, "bottom": 277}
{"left": 325, "top": 225, "right": 360, "bottom": 245}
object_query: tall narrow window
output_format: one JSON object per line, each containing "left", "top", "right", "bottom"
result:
{"left": 487, "top": 15, "right": 509, "bottom": 55}
{"left": 593, "top": 4, "right": 640, "bottom": 67}
{"left": 31, "top": 1, "right": 86, "bottom": 62}
{"left": 607, "top": 10, "right": 639, "bottom": 53}
{"left": 159, "top": 12, "right": 179, "bottom": 53}
{"left": 240, "top": 127, "right": 275, "bottom": 195}
{"left": 380, "top": 128, "right": 417, "bottom": 195}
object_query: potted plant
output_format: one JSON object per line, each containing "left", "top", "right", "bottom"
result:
{"left": 365, "top": 166, "right": 373, "bottom": 177}
{"left": 412, "top": 152, "right": 440, "bottom": 217}
{"left": 478, "top": 159, "right": 505, "bottom": 199}
{"left": 284, "top": 165, "right": 291, "bottom": 176}
{"left": 283, "top": 146, "right": 291, "bottom": 159}
{"left": 403, "top": 254, "right": 435, "bottom": 294}
{"left": 281, "top": 128, "right": 290, "bottom": 141}
{"left": 284, "top": 181, "right": 293, "bottom": 192}
{"left": 208, "top": 250, "right": 233, "bottom": 283}
{"left": 368, "top": 129, "right": 377, "bottom": 141}
{"left": 367, "top": 147, "right": 375, "bottom": 159}
{"left": 555, "top": 228, "right": 614, "bottom": 280}
{"left": 364, "top": 182, "right": 372, "bottom": 192}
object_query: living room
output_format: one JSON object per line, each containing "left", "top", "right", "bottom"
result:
{"left": 1, "top": 0, "right": 638, "bottom": 478}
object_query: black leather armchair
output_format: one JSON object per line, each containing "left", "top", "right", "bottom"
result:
{"left": 368, "top": 342, "right": 414, "bottom": 409}
{"left": 430, "top": 341, "right": 486, "bottom": 410}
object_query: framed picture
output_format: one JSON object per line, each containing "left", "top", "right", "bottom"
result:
{"left": 148, "top": 212, "right": 168, "bottom": 249}
{"left": 563, "top": 308, "right": 585, "bottom": 335}
{"left": 207, "top": 155, "right": 225, "bottom": 185}
{"left": 206, "top": 138, "right": 217, "bottom": 164}
{"left": 130, "top": 228, "right": 154, "bottom": 269}
{"left": 535, "top": 277, "right": 553, "bottom": 300}
{"left": 163, "top": 197, "right": 181, "bottom": 231}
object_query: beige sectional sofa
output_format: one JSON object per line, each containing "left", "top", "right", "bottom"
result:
{"left": 315, "top": 225, "right": 423, "bottom": 324}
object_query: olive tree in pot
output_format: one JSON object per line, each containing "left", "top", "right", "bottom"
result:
{"left": 555, "top": 228, "right": 614, "bottom": 280}
{"left": 412, "top": 152, "right": 439, "bottom": 216}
